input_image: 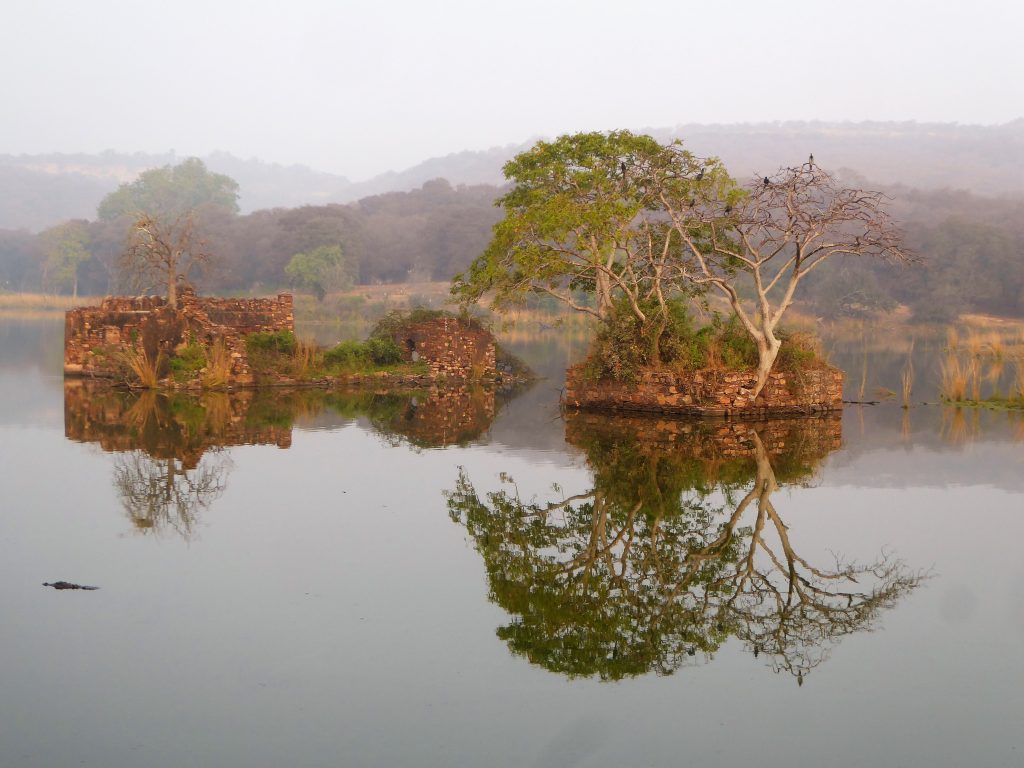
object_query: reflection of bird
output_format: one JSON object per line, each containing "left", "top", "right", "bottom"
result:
{"left": 696, "top": 168, "right": 705, "bottom": 181}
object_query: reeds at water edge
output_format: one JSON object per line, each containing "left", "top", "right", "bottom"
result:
{"left": 201, "top": 338, "right": 232, "bottom": 390}
{"left": 900, "top": 339, "right": 915, "bottom": 409}
{"left": 117, "top": 346, "right": 165, "bottom": 388}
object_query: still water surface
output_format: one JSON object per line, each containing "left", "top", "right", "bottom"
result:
{"left": 1, "top": 318, "right": 1023, "bottom": 767}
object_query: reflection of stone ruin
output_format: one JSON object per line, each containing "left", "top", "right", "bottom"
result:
{"left": 64, "top": 289, "right": 294, "bottom": 386}
{"left": 565, "top": 410, "right": 843, "bottom": 466}
{"left": 389, "top": 316, "right": 495, "bottom": 379}
{"left": 64, "top": 381, "right": 292, "bottom": 468}
{"left": 377, "top": 386, "right": 495, "bottom": 448}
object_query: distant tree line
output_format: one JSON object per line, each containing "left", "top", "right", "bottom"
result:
{"left": 1, "top": 157, "right": 1023, "bottom": 322}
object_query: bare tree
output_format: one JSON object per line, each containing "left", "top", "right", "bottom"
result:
{"left": 660, "top": 159, "right": 912, "bottom": 396}
{"left": 120, "top": 210, "right": 212, "bottom": 307}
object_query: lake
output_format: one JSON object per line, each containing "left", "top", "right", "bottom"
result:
{"left": 1, "top": 317, "right": 1023, "bottom": 767}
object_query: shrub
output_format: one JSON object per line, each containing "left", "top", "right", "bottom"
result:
{"left": 169, "top": 341, "right": 207, "bottom": 380}
{"left": 583, "top": 300, "right": 821, "bottom": 382}
{"left": 366, "top": 336, "right": 404, "bottom": 365}
{"left": 245, "top": 330, "right": 297, "bottom": 356}
{"left": 323, "top": 340, "right": 370, "bottom": 368}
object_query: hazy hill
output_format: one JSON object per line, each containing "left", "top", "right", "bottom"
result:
{"left": 3, "top": 120, "right": 1023, "bottom": 231}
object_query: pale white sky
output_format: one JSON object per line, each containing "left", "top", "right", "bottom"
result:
{"left": 2, "top": 0, "right": 1022, "bottom": 179}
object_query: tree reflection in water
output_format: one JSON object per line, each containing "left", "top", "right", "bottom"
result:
{"left": 64, "top": 381, "right": 503, "bottom": 538}
{"left": 447, "top": 413, "right": 922, "bottom": 683}
{"left": 112, "top": 450, "right": 231, "bottom": 539}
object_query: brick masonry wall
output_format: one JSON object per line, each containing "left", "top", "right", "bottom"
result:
{"left": 563, "top": 364, "right": 843, "bottom": 417}
{"left": 64, "top": 292, "right": 294, "bottom": 385}
{"left": 391, "top": 317, "right": 496, "bottom": 379}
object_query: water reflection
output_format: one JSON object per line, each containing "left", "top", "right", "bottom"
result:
{"left": 447, "top": 413, "right": 923, "bottom": 683}
{"left": 64, "top": 382, "right": 502, "bottom": 536}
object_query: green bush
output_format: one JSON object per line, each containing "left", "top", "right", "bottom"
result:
{"left": 168, "top": 342, "right": 206, "bottom": 380}
{"left": 245, "top": 330, "right": 297, "bottom": 356}
{"left": 323, "top": 340, "right": 370, "bottom": 368}
{"left": 584, "top": 300, "right": 820, "bottom": 382}
{"left": 366, "top": 337, "right": 403, "bottom": 365}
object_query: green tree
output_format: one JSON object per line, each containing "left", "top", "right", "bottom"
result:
{"left": 453, "top": 131, "right": 731, "bottom": 324}
{"left": 97, "top": 157, "right": 239, "bottom": 221}
{"left": 39, "top": 219, "right": 91, "bottom": 296}
{"left": 452, "top": 131, "right": 734, "bottom": 363}
{"left": 285, "top": 244, "right": 355, "bottom": 301}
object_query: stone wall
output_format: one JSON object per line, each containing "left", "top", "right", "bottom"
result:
{"left": 389, "top": 317, "right": 496, "bottom": 379}
{"left": 64, "top": 290, "right": 293, "bottom": 385}
{"left": 563, "top": 364, "right": 843, "bottom": 417}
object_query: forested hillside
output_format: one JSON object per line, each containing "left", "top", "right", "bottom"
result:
{"left": 4, "top": 128, "right": 1024, "bottom": 323}
{"left": 5, "top": 120, "right": 1023, "bottom": 232}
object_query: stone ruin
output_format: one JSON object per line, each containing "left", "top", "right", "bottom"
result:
{"left": 387, "top": 315, "right": 496, "bottom": 379}
{"left": 563, "top": 364, "right": 843, "bottom": 417}
{"left": 64, "top": 288, "right": 294, "bottom": 386}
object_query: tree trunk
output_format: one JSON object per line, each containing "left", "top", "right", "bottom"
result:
{"left": 753, "top": 335, "right": 781, "bottom": 399}
{"left": 595, "top": 271, "right": 612, "bottom": 320}
{"left": 168, "top": 271, "right": 177, "bottom": 308}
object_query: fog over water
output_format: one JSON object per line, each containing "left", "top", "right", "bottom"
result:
{"left": 1, "top": 0, "right": 1022, "bottom": 178}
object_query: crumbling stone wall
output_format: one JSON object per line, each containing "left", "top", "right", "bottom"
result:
{"left": 389, "top": 317, "right": 496, "bottom": 379}
{"left": 563, "top": 364, "right": 843, "bottom": 417}
{"left": 64, "top": 290, "right": 294, "bottom": 386}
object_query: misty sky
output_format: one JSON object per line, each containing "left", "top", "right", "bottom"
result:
{"left": 2, "top": 0, "right": 1022, "bottom": 179}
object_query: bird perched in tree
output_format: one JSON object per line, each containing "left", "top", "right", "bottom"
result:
{"left": 763, "top": 176, "right": 770, "bottom": 187}
{"left": 688, "top": 198, "right": 696, "bottom": 207}
{"left": 696, "top": 168, "right": 705, "bottom": 181}
{"left": 620, "top": 161, "right": 626, "bottom": 177}
{"left": 724, "top": 204, "right": 733, "bottom": 214}
{"left": 809, "top": 153, "right": 815, "bottom": 165}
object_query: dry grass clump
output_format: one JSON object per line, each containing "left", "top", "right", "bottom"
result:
{"left": 292, "top": 337, "right": 320, "bottom": 378}
{"left": 117, "top": 346, "right": 165, "bottom": 388}
{"left": 201, "top": 338, "right": 232, "bottom": 389}
{"left": 900, "top": 339, "right": 915, "bottom": 409}
{"left": 1012, "top": 355, "right": 1024, "bottom": 402}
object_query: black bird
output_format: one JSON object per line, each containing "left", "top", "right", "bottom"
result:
{"left": 763, "top": 176, "right": 770, "bottom": 187}
{"left": 696, "top": 168, "right": 705, "bottom": 181}
{"left": 724, "top": 204, "right": 733, "bottom": 214}
{"left": 620, "top": 161, "right": 626, "bottom": 177}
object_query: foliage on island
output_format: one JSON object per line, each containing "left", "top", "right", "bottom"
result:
{"left": 453, "top": 131, "right": 902, "bottom": 394}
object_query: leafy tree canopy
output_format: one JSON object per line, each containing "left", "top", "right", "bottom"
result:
{"left": 97, "top": 158, "right": 240, "bottom": 221}
{"left": 284, "top": 244, "right": 355, "bottom": 301}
